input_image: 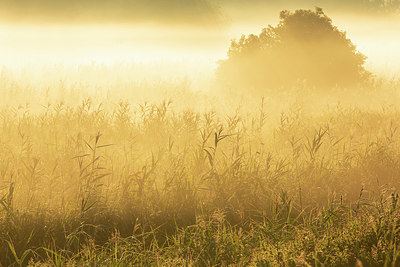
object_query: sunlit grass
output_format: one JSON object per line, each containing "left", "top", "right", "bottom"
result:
{"left": 1, "top": 78, "right": 400, "bottom": 264}
{"left": 1, "top": 1, "right": 400, "bottom": 264}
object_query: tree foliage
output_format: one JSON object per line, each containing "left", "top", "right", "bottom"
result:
{"left": 217, "top": 8, "right": 371, "bottom": 91}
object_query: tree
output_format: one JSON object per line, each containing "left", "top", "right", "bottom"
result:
{"left": 217, "top": 8, "right": 371, "bottom": 92}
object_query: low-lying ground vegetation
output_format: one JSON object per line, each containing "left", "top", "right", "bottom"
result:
{"left": 1, "top": 90, "right": 400, "bottom": 265}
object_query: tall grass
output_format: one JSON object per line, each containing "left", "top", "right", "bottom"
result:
{"left": 1, "top": 89, "right": 400, "bottom": 265}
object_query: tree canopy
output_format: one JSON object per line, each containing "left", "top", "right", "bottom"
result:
{"left": 217, "top": 8, "right": 371, "bottom": 91}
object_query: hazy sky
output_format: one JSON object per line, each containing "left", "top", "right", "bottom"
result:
{"left": 1, "top": 0, "right": 399, "bottom": 78}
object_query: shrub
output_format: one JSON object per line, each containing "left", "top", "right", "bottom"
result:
{"left": 217, "top": 8, "right": 371, "bottom": 92}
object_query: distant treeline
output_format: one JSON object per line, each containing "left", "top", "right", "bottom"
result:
{"left": 0, "top": 0, "right": 220, "bottom": 24}
{"left": 0, "top": 0, "right": 399, "bottom": 24}
{"left": 312, "top": 0, "right": 400, "bottom": 11}
{"left": 223, "top": 0, "right": 400, "bottom": 9}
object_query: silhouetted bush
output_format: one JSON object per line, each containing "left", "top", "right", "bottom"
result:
{"left": 217, "top": 8, "right": 372, "bottom": 92}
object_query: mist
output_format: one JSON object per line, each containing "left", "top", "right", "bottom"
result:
{"left": 1, "top": 20, "right": 400, "bottom": 86}
{"left": 1, "top": 1, "right": 400, "bottom": 79}
{"left": 1, "top": 2, "right": 400, "bottom": 265}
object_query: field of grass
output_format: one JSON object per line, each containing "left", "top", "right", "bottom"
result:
{"left": 0, "top": 73, "right": 400, "bottom": 266}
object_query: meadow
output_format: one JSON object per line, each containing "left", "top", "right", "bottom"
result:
{"left": 0, "top": 66, "right": 399, "bottom": 266}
